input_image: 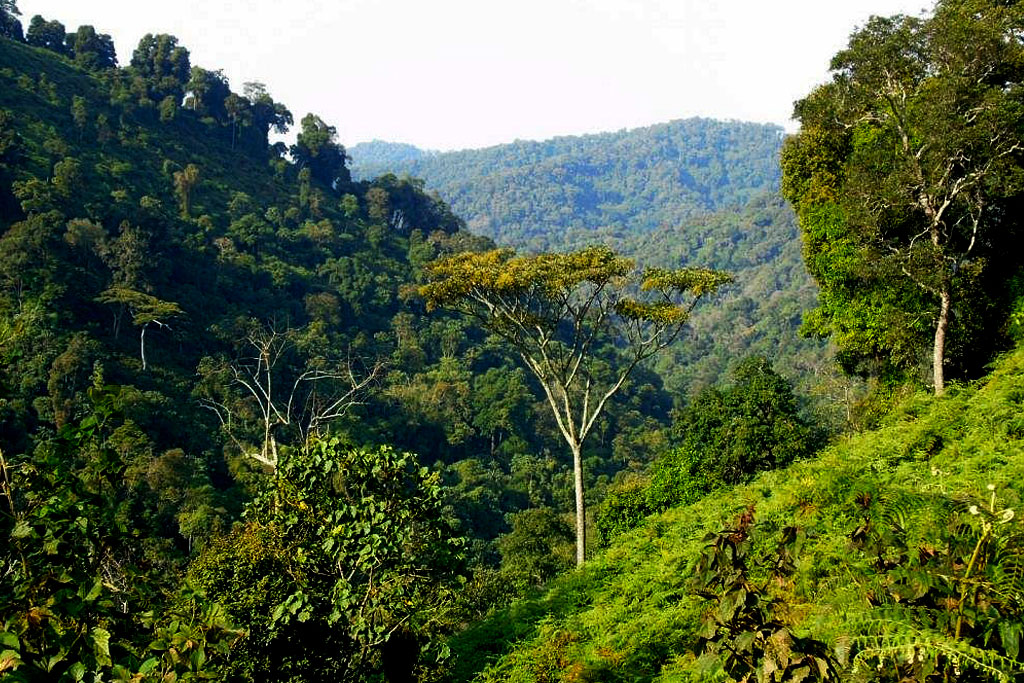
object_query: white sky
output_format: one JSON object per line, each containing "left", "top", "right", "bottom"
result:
{"left": 18, "top": 0, "right": 930, "bottom": 151}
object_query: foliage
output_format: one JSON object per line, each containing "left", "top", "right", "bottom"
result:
{"left": 669, "top": 356, "right": 820, "bottom": 486}
{"left": 0, "top": 385, "right": 238, "bottom": 681}
{"left": 422, "top": 245, "right": 730, "bottom": 565}
{"left": 498, "top": 507, "right": 575, "bottom": 590}
{"left": 781, "top": 0, "right": 1024, "bottom": 393}
{"left": 690, "top": 510, "right": 839, "bottom": 682}
{"left": 190, "top": 439, "right": 466, "bottom": 682}
{"left": 291, "top": 113, "right": 350, "bottom": 189}
{"left": 596, "top": 357, "right": 818, "bottom": 546}
{"left": 356, "top": 132, "right": 849, "bottom": 425}
{"left": 844, "top": 485, "right": 1024, "bottom": 681}
{"left": 350, "top": 119, "right": 784, "bottom": 251}
{"left": 451, "top": 342, "right": 1024, "bottom": 682}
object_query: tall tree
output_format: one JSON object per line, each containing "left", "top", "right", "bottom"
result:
{"left": 243, "top": 81, "right": 293, "bottom": 148}
{"left": 184, "top": 66, "right": 230, "bottom": 119}
{"left": 291, "top": 113, "right": 350, "bottom": 189}
{"left": 130, "top": 33, "right": 191, "bottom": 105}
{"left": 96, "top": 287, "right": 183, "bottom": 371}
{"left": 172, "top": 163, "right": 200, "bottom": 218}
{"left": 25, "top": 15, "right": 68, "bottom": 56}
{"left": 781, "top": 0, "right": 1024, "bottom": 394}
{"left": 421, "top": 246, "right": 730, "bottom": 565}
{"left": 0, "top": 0, "right": 22, "bottom": 41}
{"left": 196, "top": 322, "right": 381, "bottom": 469}
{"left": 68, "top": 25, "right": 116, "bottom": 70}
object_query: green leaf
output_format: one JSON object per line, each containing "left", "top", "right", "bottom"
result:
{"left": 93, "top": 626, "right": 112, "bottom": 667}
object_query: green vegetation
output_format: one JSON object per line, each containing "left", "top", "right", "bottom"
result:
{"left": 3, "top": 0, "right": 1024, "bottom": 680}
{"left": 781, "top": 0, "right": 1024, "bottom": 394}
{"left": 352, "top": 125, "right": 844, "bottom": 420}
{"left": 422, "top": 246, "right": 731, "bottom": 565}
{"left": 350, "top": 119, "right": 784, "bottom": 251}
{"left": 451, "top": 343, "right": 1024, "bottom": 682}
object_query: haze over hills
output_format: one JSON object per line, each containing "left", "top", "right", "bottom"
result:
{"left": 4, "top": 1, "right": 1024, "bottom": 681}
{"left": 350, "top": 118, "right": 785, "bottom": 251}
{"left": 352, "top": 120, "right": 837, "bottom": 411}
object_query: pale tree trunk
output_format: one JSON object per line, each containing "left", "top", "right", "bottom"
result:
{"left": 933, "top": 288, "right": 951, "bottom": 396}
{"left": 140, "top": 322, "right": 148, "bottom": 371}
{"left": 570, "top": 441, "right": 586, "bottom": 567}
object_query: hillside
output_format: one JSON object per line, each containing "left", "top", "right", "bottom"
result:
{"left": 350, "top": 118, "right": 785, "bottom": 251}
{"left": 352, "top": 124, "right": 843, "bottom": 412}
{"left": 450, "top": 342, "right": 1024, "bottom": 682}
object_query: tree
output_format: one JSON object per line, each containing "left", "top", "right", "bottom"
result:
{"left": 96, "top": 287, "right": 183, "bottom": 371}
{"left": 68, "top": 25, "right": 116, "bottom": 70}
{"left": 421, "top": 246, "right": 730, "bottom": 565}
{"left": 196, "top": 322, "right": 381, "bottom": 469}
{"left": 172, "top": 163, "right": 200, "bottom": 218}
{"left": 291, "top": 113, "right": 350, "bottom": 189}
{"left": 667, "top": 356, "right": 818, "bottom": 488}
{"left": 781, "top": 1, "right": 1024, "bottom": 395}
{"left": 243, "top": 81, "right": 293, "bottom": 148}
{"left": 130, "top": 33, "right": 191, "bottom": 105}
{"left": 188, "top": 439, "right": 465, "bottom": 682}
{"left": 184, "top": 66, "right": 230, "bottom": 119}
{"left": 0, "top": 387, "right": 239, "bottom": 680}
{"left": 224, "top": 92, "right": 250, "bottom": 149}
{"left": 25, "top": 15, "right": 68, "bottom": 55}
{"left": 0, "top": 0, "right": 22, "bottom": 41}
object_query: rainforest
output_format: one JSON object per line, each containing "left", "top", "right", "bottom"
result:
{"left": 2, "top": 1, "right": 1024, "bottom": 681}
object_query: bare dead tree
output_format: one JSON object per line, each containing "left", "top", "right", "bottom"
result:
{"left": 198, "top": 323, "right": 383, "bottom": 469}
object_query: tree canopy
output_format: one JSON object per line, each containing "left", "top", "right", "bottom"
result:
{"left": 422, "top": 245, "right": 730, "bottom": 565}
{"left": 781, "top": 0, "right": 1024, "bottom": 393}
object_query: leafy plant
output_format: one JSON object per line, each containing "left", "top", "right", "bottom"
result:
{"left": 690, "top": 507, "right": 839, "bottom": 683}
{"left": 845, "top": 485, "right": 1024, "bottom": 681}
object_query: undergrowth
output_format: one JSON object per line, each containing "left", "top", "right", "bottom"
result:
{"left": 448, "top": 346, "right": 1024, "bottom": 682}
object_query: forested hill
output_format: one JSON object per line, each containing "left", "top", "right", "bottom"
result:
{"left": 350, "top": 118, "right": 785, "bottom": 251}
{"left": 353, "top": 122, "right": 839, "bottom": 414}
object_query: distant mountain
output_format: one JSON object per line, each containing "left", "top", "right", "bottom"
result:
{"left": 349, "top": 139, "right": 435, "bottom": 166}
{"left": 350, "top": 120, "right": 846, "bottom": 418}
{"left": 350, "top": 118, "right": 785, "bottom": 251}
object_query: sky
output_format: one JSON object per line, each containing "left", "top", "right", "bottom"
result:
{"left": 17, "top": 0, "right": 931, "bottom": 151}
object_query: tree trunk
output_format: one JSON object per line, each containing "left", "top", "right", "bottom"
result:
{"left": 139, "top": 322, "right": 148, "bottom": 371}
{"left": 571, "top": 441, "right": 585, "bottom": 567}
{"left": 933, "top": 288, "right": 951, "bottom": 396}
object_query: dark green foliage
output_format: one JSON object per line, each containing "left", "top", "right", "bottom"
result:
{"left": 68, "top": 25, "right": 116, "bottom": 71}
{"left": 0, "top": 0, "right": 22, "bottom": 41}
{"left": 350, "top": 119, "right": 783, "bottom": 250}
{"left": 498, "top": 507, "right": 575, "bottom": 589}
{"left": 670, "top": 356, "right": 819, "bottom": 486}
{"left": 291, "top": 113, "right": 350, "bottom": 189}
{"left": 0, "top": 386, "right": 237, "bottom": 680}
{"left": 25, "top": 15, "right": 68, "bottom": 56}
{"left": 184, "top": 66, "right": 230, "bottom": 120}
{"left": 845, "top": 487, "right": 1024, "bottom": 681}
{"left": 595, "top": 357, "right": 817, "bottom": 545}
{"left": 190, "top": 439, "right": 466, "bottom": 682}
{"left": 129, "top": 33, "right": 191, "bottom": 106}
{"left": 690, "top": 510, "right": 839, "bottom": 682}
{"left": 781, "top": 0, "right": 1024, "bottom": 392}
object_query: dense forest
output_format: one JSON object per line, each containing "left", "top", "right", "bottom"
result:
{"left": 352, "top": 126, "right": 844, "bottom": 420}
{"left": 2, "top": 0, "right": 1024, "bottom": 681}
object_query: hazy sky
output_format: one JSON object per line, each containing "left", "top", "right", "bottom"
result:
{"left": 18, "top": 0, "right": 930, "bottom": 150}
